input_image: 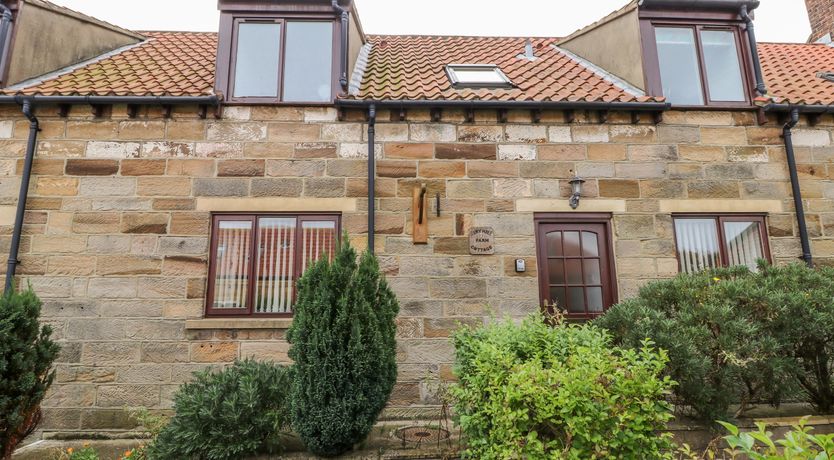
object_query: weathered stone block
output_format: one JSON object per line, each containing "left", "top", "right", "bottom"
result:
{"left": 303, "top": 177, "right": 346, "bottom": 197}
{"left": 121, "top": 159, "right": 166, "bottom": 176}
{"left": 504, "top": 125, "right": 547, "bottom": 143}
{"left": 207, "top": 122, "right": 267, "bottom": 142}
{"left": 614, "top": 215, "right": 655, "bottom": 239}
{"left": 35, "top": 177, "right": 78, "bottom": 196}
{"left": 193, "top": 178, "right": 249, "bottom": 196}
{"left": 98, "top": 256, "right": 162, "bottom": 276}
{"left": 519, "top": 161, "right": 572, "bottom": 178}
{"left": 599, "top": 179, "right": 639, "bottom": 198}
{"left": 538, "top": 144, "right": 586, "bottom": 160}
{"left": 377, "top": 160, "right": 417, "bottom": 178}
{"left": 498, "top": 144, "right": 536, "bottom": 161}
{"left": 446, "top": 180, "right": 492, "bottom": 198}
{"left": 158, "top": 236, "right": 207, "bottom": 255}
{"left": 167, "top": 159, "right": 215, "bottom": 177}
{"left": 268, "top": 122, "right": 320, "bottom": 142}
{"left": 217, "top": 159, "right": 266, "bottom": 177}
{"left": 97, "top": 384, "right": 160, "bottom": 407}
{"left": 292, "top": 142, "right": 336, "bottom": 158}
{"left": 467, "top": 161, "right": 518, "bottom": 178}
{"left": 686, "top": 181, "right": 740, "bottom": 198}
{"left": 190, "top": 342, "right": 239, "bottom": 363}
{"left": 629, "top": 145, "right": 677, "bottom": 161}
{"left": 410, "top": 124, "right": 456, "bottom": 142}
{"left": 385, "top": 143, "right": 433, "bottom": 159}
{"left": 79, "top": 177, "right": 136, "bottom": 197}
{"left": 571, "top": 125, "right": 609, "bottom": 143}
{"left": 436, "top": 143, "right": 496, "bottom": 160}
{"left": 266, "top": 159, "right": 325, "bottom": 177}
{"left": 65, "top": 159, "right": 119, "bottom": 176}
{"left": 727, "top": 146, "right": 768, "bottom": 163}
{"left": 121, "top": 213, "right": 169, "bottom": 234}
{"left": 418, "top": 160, "right": 465, "bottom": 178}
{"left": 458, "top": 125, "right": 503, "bottom": 143}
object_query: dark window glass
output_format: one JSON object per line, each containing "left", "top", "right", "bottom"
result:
{"left": 233, "top": 23, "right": 282, "bottom": 98}
{"left": 207, "top": 214, "right": 339, "bottom": 317}
{"left": 701, "top": 30, "right": 745, "bottom": 102}
{"left": 673, "top": 215, "right": 770, "bottom": 274}
{"left": 283, "top": 22, "right": 334, "bottom": 102}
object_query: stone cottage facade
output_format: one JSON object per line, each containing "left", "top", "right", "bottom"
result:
{"left": 0, "top": 0, "right": 833, "bottom": 436}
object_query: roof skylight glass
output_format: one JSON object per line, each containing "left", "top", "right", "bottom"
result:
{"left": 446, "top": 64, "right": 513, "bottom": 88}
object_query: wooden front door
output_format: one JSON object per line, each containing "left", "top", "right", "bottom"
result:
{"left": 535, "top": 215, "right": 617, "bottom": 320}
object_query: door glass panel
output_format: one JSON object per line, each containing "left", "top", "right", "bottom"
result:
{"left": 565, "top": 259, "right": 582, "bottom": 284}
{"left": 723, "top": 221, "right": 764, "bottom": 271}
{"left": 563, "top": 231, "right": 581, "bottom": 257}
{"left": 701, "top": 30, "right": 746, "bottom": 102}
{"left": 655, "top": 27, "right": 704, "bottom": 105}
{"left": 548, "top": 259, "right": 566, "bottom": 284}
{"left": 549, "top": 287, "right": 566, "bottom": 311}
{"left": 582, "top": 232, "right": 599, "bottom": 257}
{"left": 568, "top": 287, "right": 585, "bottom": 313}
{"left": 584, "top": 259, "right": 601, "bottom": 285}
{"left": 587, "top": 287, "right": 604, "bottom": 313}
{"left": 213, "top": 220, "right": 253, "bottom": 309}
{"left": 283, "top": 22, "right": 334, "bottom": 102}
{"left": 546, "top": 232, "right": 563, "bottom": 257}
{"left": 254, "top": 217, "right": 296, "bottom": 314}
{"left": 674, "top": 218, "right": 721, "bottom": 274}
{"left": 233, "top": 23, "right": 281, "bottom": 98}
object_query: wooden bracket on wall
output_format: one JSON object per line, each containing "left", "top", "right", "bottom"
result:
{"left": 412, "top": 183, "right": 428, "bottom": 244}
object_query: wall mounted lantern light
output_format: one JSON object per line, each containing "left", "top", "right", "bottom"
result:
{"left": 569, "top": 175, "right": 586, "bottom": 209}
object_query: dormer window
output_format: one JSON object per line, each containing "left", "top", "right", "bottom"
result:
{"left": 215, "top": 0, "right": 351, "bottom": 104}
{"left": 446, "top": 64, "right": 513, "bottom": 89}
{"left": 229, "top": 19, "right": 334, "bottom": 102}
{"left": 640, "top": 7, "right": 755, "bottom": 107}
{"left": 653, "top": 27, "right": 747, "bottom": 105}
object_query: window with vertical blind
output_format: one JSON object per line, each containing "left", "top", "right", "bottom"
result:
{"left": 673, "top": 214, "right": 770, "bottom": 274}
{"left": 206, "top": 214, "right": 340, "bottom": 317}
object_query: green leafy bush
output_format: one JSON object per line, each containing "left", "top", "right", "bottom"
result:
{"left": 718, "top": 417, "right": 834, "bottom": 459}
{"left": 147, "top": 359, "right": 290, "bottom": 460}
{"left": 0, "top": 289, "right": 60, "bottom": 460}
{"left": 596, "top": 266, "right": 792, "bottom": 422}
{"left": 451, "top": 314, "right": 676, "bottom": 459}
{"left": 755, "top": 263, "right": 834, "bottom": 413}
{"left": 287, "top": 237, "right": 399, "bottom": 457}
{"left": 53, "top": 445, "right": 100, "bottom": 460}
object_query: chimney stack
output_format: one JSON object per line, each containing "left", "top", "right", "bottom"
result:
{"left": 806, "top": 0, "right": 834, "bottom": 43}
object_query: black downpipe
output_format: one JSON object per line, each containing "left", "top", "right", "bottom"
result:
{"left": 783, "top": 108, "right": 813, "bottom": 267}
{"left": 740, "top": 5, "right": 767, "bottom": 96}
{"left": 332, "top": 0, "right": 349, "bottom": 91}
{"left": 5, "top": 101, "right": 38, "bottom": 294}
{"left": 367, "top": 104, "right": 376, "bottom": 254}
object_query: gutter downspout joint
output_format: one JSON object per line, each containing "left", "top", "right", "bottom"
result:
{"left": 332, "top": 0, "right": 349, "bottom": 92}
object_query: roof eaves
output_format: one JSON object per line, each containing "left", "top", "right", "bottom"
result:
{"left": 552, "top": 45, "right": 645, "bottom": 97}
{"left": 5, "top": 39, "right": 152, "bottom": 94}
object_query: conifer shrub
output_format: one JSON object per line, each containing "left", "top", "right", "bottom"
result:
{"left": 451, "top": 315, "right": 676, "bottom": 459}
{"left": 597, "top": 263, "right": 834, "bottom": 421}
{"left": 287, "top": 237, "right": 399, "bottom": 457}
{"left": 0, "top": 288, "right": 60, "bottom": 460}
{"left": 147, "top": 359, "right": 290, "bottom": 460}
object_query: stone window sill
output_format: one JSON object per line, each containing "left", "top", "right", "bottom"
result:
{"left": 185, "top": 318, "right": 293, "bottom": 330}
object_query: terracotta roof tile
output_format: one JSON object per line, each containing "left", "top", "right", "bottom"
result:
{"left": 759, "top": 42, "right": 834, "bottom": 106}
{"left": 6, "top": 31, "right": 216, "bottom": 97}
{"left": 8, "top": 29, "right": 834, "bottom": 107}
{"left": 351, "top": 35, "right": 657, "bottom": 103}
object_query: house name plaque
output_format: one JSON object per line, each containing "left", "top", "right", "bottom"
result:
{"left": 469, "top": 227, "right": 495, "bottom": 255}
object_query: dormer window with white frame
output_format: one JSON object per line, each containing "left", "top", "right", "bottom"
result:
{"left": 446, "top": 64, "right": 513, "bottom": 89}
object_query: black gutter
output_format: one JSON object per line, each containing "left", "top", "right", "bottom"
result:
{"left": 5, "top": 101, "right": 37, "bottom": 294}
{"left": 332, "top": 0, "right": 349, "bottom": 91}
{"left": 367, "top": 104, "right": 376, "bottom": 254}
{"left": 0, "top": 95, "right": 220, "bottom": 106}
{"left": 740, "top": 5, "right": 767, "bottom": 96}
{"left": 765, "top": 103, "right": 834, "bottom": 114}
{"left": 1, "top": 94, "right": 220, "bottom": 293}
{"left": 336, "top": 99, "right": 670, "bottom": 112}
{"left": 781, "top": 108, "right": 813, "bottom": 267}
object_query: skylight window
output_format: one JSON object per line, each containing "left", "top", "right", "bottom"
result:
{"left": 446, "top": 64, "right": 513, "bottom": 89}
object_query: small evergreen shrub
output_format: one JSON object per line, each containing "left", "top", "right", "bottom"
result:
{"left": 0, "top": 289, "right": 60, "bottom": 460}
{"left": 596, "top": 266, "right": 792, "bottom": 422}
{"left": 147, "top": 359, "right": 290, "bottom": 460}
{"left": 287, "top": 236, "right": 399, "bottom": 457}
{"left": 451, "top": 315, "right": 676, "bottom": 459}
{"left": 756, "top": 263, "right": 834, "bottom": 413}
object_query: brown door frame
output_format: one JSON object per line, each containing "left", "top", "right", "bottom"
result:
{"left": 534, "top": 213, "right": 618, "bottom": 320}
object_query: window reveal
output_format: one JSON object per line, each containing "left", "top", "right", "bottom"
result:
{"left": 207, "top": 214, "right": 339, "bottom": 317}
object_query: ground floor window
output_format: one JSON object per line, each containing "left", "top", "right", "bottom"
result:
{"left": 535, "top": 213, "right": 617, "bottom": 320}
{"left": 673, "top": 214, "right": 770, "bottom": 274}
{"left": 206, "top": 214, "right": 340, "bottom": 317}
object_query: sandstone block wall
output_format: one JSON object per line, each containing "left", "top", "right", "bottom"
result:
{"left": 0, "top": 103, "right": 831, "bottom": 435}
